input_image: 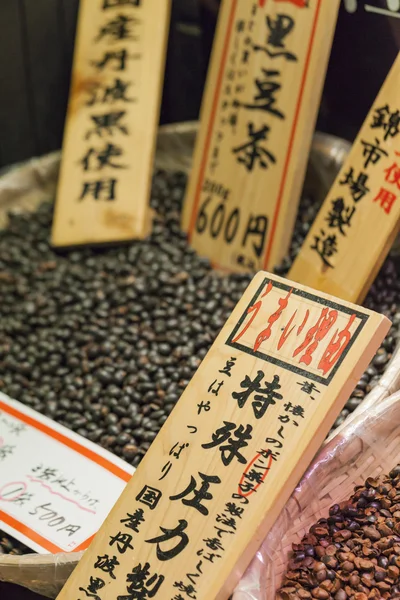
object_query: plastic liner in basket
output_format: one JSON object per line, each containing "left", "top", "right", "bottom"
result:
{"left": 232, "top": 391, "right": 400, "bottom": 600}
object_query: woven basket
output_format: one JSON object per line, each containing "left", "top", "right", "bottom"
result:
{"left": 233, "top": 391, "right": 400, "bottom": 600}
{"left": 0, "top": 123, "right": 399, "bottom": 599}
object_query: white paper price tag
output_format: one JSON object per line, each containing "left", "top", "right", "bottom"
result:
{"left": 0, "top": 393, "right": 134, "bottom": 554}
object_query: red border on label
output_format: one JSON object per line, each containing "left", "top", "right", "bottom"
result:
{"left": 188, "top": 0, "right": 323, "bottom": 270}
{"left": 188, "top": 0, "right": 238, "bottom": 239}
{"left": 0, "top": 399, "right": 132, "bottom": 553}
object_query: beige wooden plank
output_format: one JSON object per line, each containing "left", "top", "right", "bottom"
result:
{"left": 290, "top": 52, "right": 400, "bottom": 303}
{"left": 56, "top": 271, "right": 390, "bottom": 600}
{"left": 181, "top": 0, "right": 340, "bottom": 273}
{"left": 51, "top": 0, "right": 170, "bottom": 247}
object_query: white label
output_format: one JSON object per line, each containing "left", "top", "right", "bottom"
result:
{"left": 0, "top": 393, "right": 134, "bottom": 554}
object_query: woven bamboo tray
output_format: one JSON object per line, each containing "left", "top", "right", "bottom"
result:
{"left": 0, "top": 123, "right": 399, "bottom": 599}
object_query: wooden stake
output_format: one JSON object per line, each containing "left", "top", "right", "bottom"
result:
{"left": 51, "top": 0, "right": 170, "bottom": 248}
{"left": 181, "top": 0, "right": 340, "bottom": 273}
{"left": 290, "top": 53, "right": 400, "bottom": 303}
{"left": 56, "top": 271, "right": 390, "bottom": 600}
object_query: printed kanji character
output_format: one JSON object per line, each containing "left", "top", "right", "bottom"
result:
{"left": 146, "top": 519, "right": 189, "bottom": 561}
{"left": 86, "top": 111, "right": 128, "bottom": 138}
{"left": 232, "top": 371, "right": 282, "bottom": 419}
{"left": 242, "top": 214, "right": 268, "bottom": 258}
{"left": 120, "top": 508, "right": 145, "bottom": 532}
{"left": 219, "top": 357, "right": 237, "bottom": 377}
{"left": 197, "top": 548, "right": 221, "bottom": 563}
{"left": 96, "top": 14, "right": 137, "bottom": 42}
{"left": 233, "top": 123, "right": 276, "bottom": 171}
{"left": 245, "top": 469, "right": 264, "bottom": 484}
{"left": 173, "top": 581, "right": 196, "bottom": 599}
{"left": 94, "top": 554, "right": 119, "bottom": 580}
{"left": 293, "top": 307, "right": 338, "bottom": 366}
{"left": 79, "top": 576, "right": 105, "bottom": 600}
{"left": 216, "top": 513, "right": 237, "bottom": 530}
{"left": 340, "top": 167, "right": 370, "bottom": 202}
{"left": 92, "top": 49, "right": 132, "bottom": 71}
{"left": 123, "top": 562, "right": 164, "bottom": 599}
{"left": 297, "top": 380, "right": 320, "bottom": 398}
{"left": 361, "top": 137, "right": 388, "bottom": 169}
{"left": 318, "top": 313, "right": 356, "bottom": 376}
{"left": 32, "top": 466, "right": 57, "bottom": 480}
{"left": 234, "top": 69, "right": 284, "bottom": 119}
{"left": 81, "top": 143, "right": 126, "bottom": 171}
{"left": 170, "top": 472, "right": 221, "bottom": 516}
{"left": 136, "top": 485, "right": 162, "bottom": 510}
{"left": 202, "top": 421, "right": 252, "bottom": 466}
{"left": 7, "top": 423, "right": 26, "bottom": 435}
{"left": 11, "top": 493, "right": 34, "bottom": 507}
{"left": 253, "top": 14, "right": 297, "bottom": 61}
{"left": 284, "top": 403, "right": 304, "bottom": 418}
{"left": 0, "top": 445, "right": 15, "bottom": 461}
{"left": 225, "top": 502, "right": 244, "bottom": 518}
{"left": 204, "top": 537, "right": 224, "bottom": 551}
{"left": 384, "top": 160, "right": 400, "bottom": 190}
{"left": 253, "top": 287, "right": 292, "bottom": 350}
{"left": 109, "top": 531, "right": 134, "bottom": 554}
{"left": 310, "top": 230, "right": 338, "bottom": 269}
{"left": 325, "top": 198, "right": 355, "bottom": 236}
{"left": 87, "top": 78, "right": 134, "bottom": 105}
{"left": 79, "top": 179, "right": 117, "bottom": 201}
{"left": 371, "top": 104, "right": 400, "bottom": 140}
{"left": 208, "top": 379, "right": 224, "bottom": 396}
{"left": 373, "top": 187, "right": 397, "bottom": 214}
{"left": 103, "top": 0, "right": 141, "bottom": 7}
{"left": 197, "top": 400, "right": 211, "bottom": 414}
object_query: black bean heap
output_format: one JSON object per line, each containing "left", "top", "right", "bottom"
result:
{"left": 0, "top": 170, "right": 399, "bottom": 558}
{"left": 279, "top": 465, "right": 400, "bottom": 600}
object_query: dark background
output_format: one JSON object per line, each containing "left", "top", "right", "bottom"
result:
{"left": 0, "top": 0, "right": 399, "bottom": 167}
{"left": 0, "top": 582, "right": 45, "bottom": 599}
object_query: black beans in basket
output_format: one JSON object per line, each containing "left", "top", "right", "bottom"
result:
{"left": 0, "top": 171, "right": 399, "bottom": 556}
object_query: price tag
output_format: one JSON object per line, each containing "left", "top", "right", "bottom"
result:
{"left": 0, "top": 393, "right": 133, "bottom": 554}
{"left": 56, "top": 272, "right": 390, "bottom": 600}
{"left": 290, "top": 52, "right": 400, "bottom": 303}
{"left": 181, "top": 0, "right": 340, "bottom": 273}
{"left": 51, "top": 0, "right": 171, "bottom": 248}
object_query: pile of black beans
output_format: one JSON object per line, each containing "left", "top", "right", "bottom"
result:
{"left": 0, "top": 171, "right": 399, "bottom": 557}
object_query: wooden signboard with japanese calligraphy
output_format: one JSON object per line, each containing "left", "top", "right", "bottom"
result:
{"left": 51, "top": 0, "right": 171, "bottom": 248}
{"left": 290, "top": 53, "right": 400, "bottom": 303}
{"left": 181, "top": 0, "right": 340, "bottom": 273}
{"left": 57, "top": 272, "right": 390, "bottom": 600}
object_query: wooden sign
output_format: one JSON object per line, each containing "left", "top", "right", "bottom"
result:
{"left": 57, "top": 272, "right": 390, "bottom": 600}
{"left": 290, "top": 53, "right": 400, "bottom": 303}
{"left": 181, "top": 0, "right": 340, "bottom": 273}
{"left": 51, "top": 0, "right": 171, "bottom": 248}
